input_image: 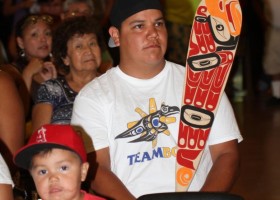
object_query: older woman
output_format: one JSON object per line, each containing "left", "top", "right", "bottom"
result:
{"left": 32, "top": 16, "right": 101, "bottom": 131}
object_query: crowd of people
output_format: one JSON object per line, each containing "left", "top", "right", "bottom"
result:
{"left": 0, "top": 0, "right": 249, "bottom": 199}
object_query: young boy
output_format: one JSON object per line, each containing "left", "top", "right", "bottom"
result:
{"left": 14, "top": 124, "right": 105, "bottom": 200}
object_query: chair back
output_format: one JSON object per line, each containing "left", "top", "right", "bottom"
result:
{"left": 137, "top": 192, "right": 244, "bottom": 200}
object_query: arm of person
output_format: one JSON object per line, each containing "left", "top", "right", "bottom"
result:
{"left": 22, "top": 58, "right": 57, "bottom": 93}
{"left": 200, "top": 139, "right": 240, "bottom": 192}
{"left": 0, "top": 71, "right": 25, "bottom": 176}
{"left": 22, "top": 58, "right": 44, "bottom": 93}
{"left": 32, "top": 103, "right": 53, "bottom": 132}
{"left": 0, "top": 64, "right": 30, "bottom": 117}
{"left": 89, "top": 148, "right": 136, "bottom": 200}
{"left": 0, "top": 184, "right": 14, "bottom": 200}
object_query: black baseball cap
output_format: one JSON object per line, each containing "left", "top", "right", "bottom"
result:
{"left": 108, "top": 0, "right": 163, "bottom": 47}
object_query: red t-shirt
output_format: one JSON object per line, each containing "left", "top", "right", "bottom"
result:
{"left": 82, "top": 190, "right": 106, "bottom": 200}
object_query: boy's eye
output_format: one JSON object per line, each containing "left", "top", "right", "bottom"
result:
{"left": 59, "top": 165, "right": 69, "bottom": 172}
{"left": 31, "top": 32, "right": 38, "bottom": 37}
{"left": 39, "top": 169, "right": 47, "bottom": 175}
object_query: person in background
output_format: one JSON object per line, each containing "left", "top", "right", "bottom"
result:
{"left": 90, "top": 0, "right": 119, "bottom": 66}
{"left": 262, "top": 0, "right": 280, "bottom": 105}
{"left": 0, "top": 153, "right": 14, "bottom": 200}
{"left": 71, "top": 0, "right": 243, "bottom": 199}
{"left": 32, "top": 16, "right": 101, "bottom": 131}
{"left": 0, "top": 0, "right": 34, "bottom": 60}
{"left": 14, "top": 124, "right": 105, "bottom": 200}
{"left": 60, "top": 0, "right": 94, "bottom": 20}
{"left": 161, "top": 0, "right": 200, "bottom": 65}
{"left": 15, "top": 14, "right": 57, "bottom": 94}
{"left": 61, "top": 0, "right": 113, "bottom": 74}
{"left": 1, "top": 14, "right": 57, "bottom": 119}
{"left": 7, "top": 0, "right": 64, "bottom": 63}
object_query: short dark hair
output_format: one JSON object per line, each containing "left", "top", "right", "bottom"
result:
{"left": 52, "top": 16, "right": 102, "bottom": 74}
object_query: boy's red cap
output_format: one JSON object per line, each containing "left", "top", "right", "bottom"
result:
{"left": 14, "top": 124, "right": 87, "bottom": 170}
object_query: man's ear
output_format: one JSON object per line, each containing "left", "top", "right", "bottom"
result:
{"left": 81, "top": 162, "right": 89, "bottom": 182}
{"left": 109, "top": 26, "right": 120, "bottom": 47}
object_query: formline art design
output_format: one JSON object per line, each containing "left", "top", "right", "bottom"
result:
{"left": 176, "top": 0, "right": 242, "bottom": 191}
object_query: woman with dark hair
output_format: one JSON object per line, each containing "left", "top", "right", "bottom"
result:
{"left": 1, "top": 14, "right": 57, "bottom": 117}
{"left": 32, "top": 16, "right": 101, "bottom": 131}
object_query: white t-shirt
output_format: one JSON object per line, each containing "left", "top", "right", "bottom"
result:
{"left": 0, "top": 154, "right": 14, "bottom": 186}
{"left": 71, "top": 61, "right": 242, "bottom": 197}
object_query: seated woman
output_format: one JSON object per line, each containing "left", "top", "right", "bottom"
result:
{"left": 32, "top": 16, "right": 101, "bottom": 131}
{"left": 61, "top": 0, "right": 114, "bottom": 74}
{"left": 0, "top": 14, "right": 57, "bottom": 118}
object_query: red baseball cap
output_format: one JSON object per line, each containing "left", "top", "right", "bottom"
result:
{"left": 14, "top": 124, "right": 87, "bottom": 170}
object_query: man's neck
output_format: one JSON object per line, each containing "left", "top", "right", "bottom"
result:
{"left": 118, "top": 60, "right": 166, "bottom": 79}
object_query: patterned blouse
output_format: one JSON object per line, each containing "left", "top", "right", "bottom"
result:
{"left": 34, "top": 76, "right": 77, "bottom": 124}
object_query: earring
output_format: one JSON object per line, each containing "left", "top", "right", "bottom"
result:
{"left": 19, "top": 49, "right": 25, "bottom": 57}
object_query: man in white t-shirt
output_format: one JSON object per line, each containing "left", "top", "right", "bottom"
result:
{"left": 0, "top": 154, "right": 14, "bottom": 200}
{"left": 71, "top": 0, "right": 243, "bottom": 199}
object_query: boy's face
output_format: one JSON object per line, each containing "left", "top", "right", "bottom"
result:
{"left": 30, "top": 148, "right": 89, "bottom": 200}
{"left": 118, "top": 9, "right": 167, "bottom": 68}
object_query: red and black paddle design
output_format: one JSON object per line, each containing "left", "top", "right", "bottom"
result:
{"left": 176, "top": 0, "right": 242, "bottom": 191}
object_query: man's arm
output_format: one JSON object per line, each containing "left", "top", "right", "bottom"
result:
{"left": 89, "top": 148, "right": 136, "bottom": 200}
{"left": 200, "top": 139, "right": 240, "bottom": 192}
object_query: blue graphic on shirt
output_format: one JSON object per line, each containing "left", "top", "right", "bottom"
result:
{"left": 115, "top": 98, "right": 180, "bottom": 148}
{"left": 127, "top": 146, "right": 177, "bottom": 165}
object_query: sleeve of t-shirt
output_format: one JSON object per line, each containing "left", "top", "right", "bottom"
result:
{"left": 207, "top": 93, "right": 243, "bottom": 145}
{"left": 33, "top": 80, "right": 57, "bottom": 107}
{"left": 71, "top": 93, "right": 109, "bottom": 153}
{"left": 0, "top": 154, "right": 14, "bottom": 186}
